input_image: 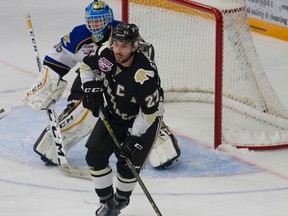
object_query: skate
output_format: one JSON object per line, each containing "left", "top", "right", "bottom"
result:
{"left": 115, "top": 196, "right": 130, "bottom": 212}
{"left": 95, "top": 196, "right": 130, "bottom": 216}
{"left": 95, "top": 197, "right": 119, "bottom": 216}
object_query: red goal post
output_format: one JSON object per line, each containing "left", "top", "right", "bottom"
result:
{"left": 121, "top": 0, "right": 288, "bottom": 150}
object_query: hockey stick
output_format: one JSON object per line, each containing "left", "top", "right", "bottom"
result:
{"left": 98, "top": 108, "right": 162, "bottom": 216}
{"left": 25, "top": 14, "right": 91, "bottom": 179}
{"left": 0, "top": 104, "right": 12, "bottom": 120}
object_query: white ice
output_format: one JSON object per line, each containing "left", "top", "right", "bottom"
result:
{"left": 0, "top": 0, "right": 288, "bottom": 215}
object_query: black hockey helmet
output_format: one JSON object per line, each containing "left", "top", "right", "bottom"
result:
{"left": 111, "top": 23, "right": 140, "bottom": 49}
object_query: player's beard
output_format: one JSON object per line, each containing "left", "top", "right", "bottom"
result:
{"left": 114, "top": 52, "right": 133, "bottom": 65}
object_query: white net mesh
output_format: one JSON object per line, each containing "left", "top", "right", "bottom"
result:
{"left": 126, "top": 0, "right": 288, "bottom": 148}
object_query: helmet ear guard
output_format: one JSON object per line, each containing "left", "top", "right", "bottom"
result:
{"left": 85, "top": 1, "right": 114, "bottom": 42}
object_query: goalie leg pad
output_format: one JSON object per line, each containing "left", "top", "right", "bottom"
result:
{"left": 23, "top": 66, "right": 67, "bottom": 111}
{"left": 33, "top": 100, "right": 97, "bottom": 165}
{"left": 33, "top": 126, "right": 57, "bottom": 166}
{"left": 149, "top": 122, "right": 181, "bottom": 169}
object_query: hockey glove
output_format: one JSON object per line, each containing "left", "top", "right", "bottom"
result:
{"left": 118, "top": 135, "right": 144, "bottom": 162}
{"left": 82, "top": 80, "right": 103, "bottom": 117}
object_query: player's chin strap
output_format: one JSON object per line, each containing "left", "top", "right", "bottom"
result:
{"left": 98, "top": 106, "right": 163, "bottom": 216}
{"left": 25, "top": 14, "right": 91, "bottom": 179}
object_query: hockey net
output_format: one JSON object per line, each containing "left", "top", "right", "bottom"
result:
{"left": 122, "top": 0, "right": 288, "bottom": 150}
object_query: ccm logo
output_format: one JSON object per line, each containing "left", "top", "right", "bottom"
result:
{"left": 84, "top": 87, "right": 102, "bottom": 93}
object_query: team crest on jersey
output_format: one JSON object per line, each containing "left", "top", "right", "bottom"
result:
{"left": 134, "top": 69, "right": 155, "bottom": 85}
{"left": 82, "top": 44, "right": 95, "bottom": 55}
{"left": 99, "top": 57, "right": 113, "bottom": 72}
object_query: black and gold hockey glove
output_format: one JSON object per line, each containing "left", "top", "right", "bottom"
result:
{"left": 118, "top": 135, "right": 144, "bottom": 162}
{"left": 82, "top": 80, "right": 103, "bottom": 117}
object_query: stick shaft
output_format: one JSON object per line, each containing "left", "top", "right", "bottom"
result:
{"left": 25, "top": 14, "right": 42, "bottom": 72}
{"left": 25, "top": 13, "right": 67, "bottom": 165}
{"left": 46, "top": 105, "right": 68, "bottom": 165}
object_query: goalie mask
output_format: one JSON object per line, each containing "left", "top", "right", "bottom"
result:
{"left": 110, "top": 23, "right": 140, "bottom": 52}
{"left": 85, "top": 1, "right": 114, "bottom": 43}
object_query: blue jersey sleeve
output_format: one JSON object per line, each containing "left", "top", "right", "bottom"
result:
{"left": 60, "top": 25, "right": 93, "bottom": 54}
{"left": 43, "top": 24, "right": 94, "bottom": 77}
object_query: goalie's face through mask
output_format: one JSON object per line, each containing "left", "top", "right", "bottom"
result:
{"left": 87, "top": 18, "right": 106, "bottom": 32}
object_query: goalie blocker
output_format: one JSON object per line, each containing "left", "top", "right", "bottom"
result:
{"left": 34, "top": 100, "right": 181, "bottom": 169}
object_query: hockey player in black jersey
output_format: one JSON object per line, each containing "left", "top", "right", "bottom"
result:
{"left": 30, "top": 0, "right": 180, "bottom": 170}
{"left": 80, "top": 23, "right": 163, "bottom": 216}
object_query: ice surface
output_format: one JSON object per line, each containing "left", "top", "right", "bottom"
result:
{"left": 1, "top": 0, "right": 288, "bottom": 215}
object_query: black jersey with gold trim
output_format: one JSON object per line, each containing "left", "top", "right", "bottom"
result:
{"left": 83, "top": 44, "right": 163, "bottom": 125}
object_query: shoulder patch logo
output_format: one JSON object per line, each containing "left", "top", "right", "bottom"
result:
{"left": 134, "top": 69, "right": 155, "bottom": 85}
{"left": 63, "top": 33, "right": 70, "bottom": 46}
{"left": 98, "top": 57, "right": 113, "bottom": 72}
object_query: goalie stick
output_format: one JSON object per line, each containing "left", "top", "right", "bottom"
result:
{"left": 0, "top": 104, "right": 12, "bottom": 120}
{"left": 25, "top": 14, "right": 91, "bottom": 179}
{"left": 99, "top": 108, "right": 163, "bottom": 216}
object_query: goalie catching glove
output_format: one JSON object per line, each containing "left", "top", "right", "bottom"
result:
{"left": 82, "top": 80, "right": 104, "bottom": 117}
{"left": 23, "top": 66, "right": 67, "bottom": 111}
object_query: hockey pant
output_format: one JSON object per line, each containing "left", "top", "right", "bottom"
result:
{"left": 34, "top": 100, "right": 181, "bottom": 168}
